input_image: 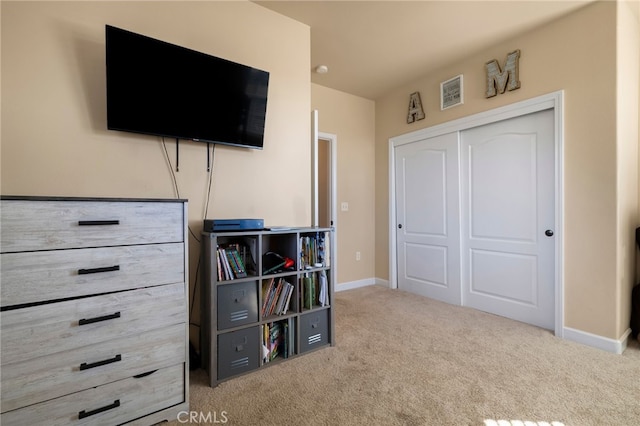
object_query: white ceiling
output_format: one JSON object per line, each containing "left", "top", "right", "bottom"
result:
{"left": 254, "top": 0, "right": 595, "bottom": 99}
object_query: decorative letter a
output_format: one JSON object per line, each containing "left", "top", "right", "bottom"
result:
{"left": 485, "top": 49, "right": 521, "bottom": 98}
{"left": 407, "top": 92, "right": 425, "bottom": 123}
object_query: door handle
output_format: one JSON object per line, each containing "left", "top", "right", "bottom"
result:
{"left": 398, "top": 224, "right": 403, "bottom": 229}
{"left": 545, "top": 230, "right": 554, "bottom": 237}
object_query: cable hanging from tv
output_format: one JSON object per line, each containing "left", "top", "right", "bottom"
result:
{"left": 176, "top": 138, "right": 179, "bottom": 172}
{"left": 172, "top": 138, "right": 215, "bottom": 173}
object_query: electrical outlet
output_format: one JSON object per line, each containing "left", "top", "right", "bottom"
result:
{"left": 356, "top": 251, "right": 361, "bottom": 261}
{"left": 341, "top": 202, "right": 349, "bottom": 212}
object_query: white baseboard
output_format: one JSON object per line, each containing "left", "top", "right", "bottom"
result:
{"left": 335, "top": 277, "right": 390, "bottom": 292}
{"left": 374, "top": 277, "right": 390, "bottom": 287}
{"left": 335, "top": 278, "right": 375, "bottom": 292}
{"left": 562, "top": 326, "right": 632, "bottom": 354}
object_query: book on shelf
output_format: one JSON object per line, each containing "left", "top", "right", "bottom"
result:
{"left": 312, "top": 272, "right": 318, "bottom": 305}
{"left": 217, "top": 248, "right": 233, "bottom": 280}
{"left": 287, "top": 317, "right": 295, "bottom": 357}
{"left": 301, "top": 270, "right": 329, "bottom": 309}
{"left": 216, "top": 244, "right": 251, "bottom": 280}
{"left": 299, "top": 236, "right": 316, "bottom": 269}
{"left": 269, "top": 322, "right": 282, "bottom": 361}
{"left": 262, "top": 324, "right": 269, "bottom": 362}
{"left": 232, "top": 245, "right": 249, "bottom": 277}
{"left": 274, "top": 282, "right": 287, "bottom": 315}
{"left": 282, "top": 282, "right": 294, "bottom": 315}
{"left": 318, "top": 269, "right": 328, "bottom": 307}
{"left": 261, "top": 278, "right": 276, "bottom": 317}
{"left": 283, "top": 321, "right": 289, "bottom": 359}
{"left": 299, "top": 232, "right": 330, "bottom": 269}
{"left": 216, "top": 247, "right": 223, "bottom": 281}
{"left": 318, "top": 232, "right": 330, "bottom": 267}
{"left": 216, "top": 248, "right": 229, "bottom": 280}
{"left": 262, "top": 278, "right": 294, "bottom": 317}
{"left": 280, "top": 318, "right": 295, "bottom": 359}
{"left": 271, "top": 279, "right": 284, "bottom": 315}
{"left": 262, "top": 321, "right": 288, "bottom": 363}
{"left": 268, "top": 281, "right": 284, "bottom": 316}
{"left": 303, "top": 274, "right": 314, "bottom": 309}
{"left": 215, "top": 241, "right": 255, "bottom": 280}
{"left": 228, "top": 247, "right": 247, "bottom": 278}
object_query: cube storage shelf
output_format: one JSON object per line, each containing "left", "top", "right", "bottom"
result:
{"left": 200, "top": 227, "right": 335, "bottom": 387}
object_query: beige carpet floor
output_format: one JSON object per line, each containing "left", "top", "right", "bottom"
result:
{"left": 176, "top": 285, "right": 640, "bottom": 426}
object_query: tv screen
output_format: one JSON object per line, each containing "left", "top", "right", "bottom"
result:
{"left": 106, "top": 25, "right": 269, "bottom": 149}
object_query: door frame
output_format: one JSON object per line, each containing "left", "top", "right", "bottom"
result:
{"left": 317, "top": 132, "right": 338, "bottom": 229}
{"left": 318, "top": 132, "right": 338, "bottom": 288}
{"left": 311, "top": 110, "right": 338, "bottom": 229}
{"left": 311, "top": 108, "right": 338, "bottom": 286}
{"left": 388, "top": 91, "right": 564, "bottom": 336}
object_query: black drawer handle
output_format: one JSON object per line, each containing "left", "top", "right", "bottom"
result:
{"left": 79, "top": 400, "right": 120, "bottom": 419}
{"left": 79, "top": 312, "right": 121, "bottom": 326}
{"left": 133, "top": 369, "right": 158, "bottom": 379}
{"left": 80, "top": 354, "right": 122, "bottom": 371}
{"left": 78, "top": 220, "right": 120, "bottom": 226}
{"left": 78, "top": 265, "right": 120, "bottom": 275}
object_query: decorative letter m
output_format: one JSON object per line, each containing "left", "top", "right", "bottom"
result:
{"left": 485, "top": 49, "right": 521, "bottom": 98}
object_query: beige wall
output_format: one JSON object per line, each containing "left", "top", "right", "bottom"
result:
{"left": 1, "top": 1, "right": 311, "bottom": 346}
{"left": 311, "top": 83, "right": 376, "bottom": 287}
{"left": 618, "top": 0, "right": 640, "bottom": 338}
{"left": 2, "top": 1, "right": 638, "bottom": 345}
{"left": 375, "top": 0, "right": 638, "bottom": 340}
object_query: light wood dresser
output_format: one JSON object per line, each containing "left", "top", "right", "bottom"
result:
{"left": 0, "top": 196, "right": 189, "bottom": 425}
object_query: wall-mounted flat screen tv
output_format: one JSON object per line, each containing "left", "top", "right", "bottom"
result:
{"left": 106, "top": 25, "right": 269, "bottom": 149}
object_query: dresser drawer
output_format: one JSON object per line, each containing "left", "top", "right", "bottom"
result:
{"left": 218, "top": 281, "right": 259, "bottom": 330}
{"left": 1, "top": 283, "right": 186, "bottom": 365}
{"left": 0, "top": 364, "right": 184, "bottom": 426}
{"left": 300, "top": 309, "right": 330, "bottom": 353}
{"left": 0, "top": 200, "right": 184, "bottom": 253}
{"left": 217, "top": 326, "right": 261, "bottom": 380}
{"left": 1, "top": 243, "right": 184, "bottom": 307}
{"left": 1, "top": 323, "right": 186, "bottom": 412}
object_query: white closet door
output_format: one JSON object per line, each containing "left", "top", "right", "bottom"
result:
{"left": 395, "top": 132, "right": 461, "bottom": 305}
{"left": 460, "top": 109, "right": 555, "bottom": 329}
